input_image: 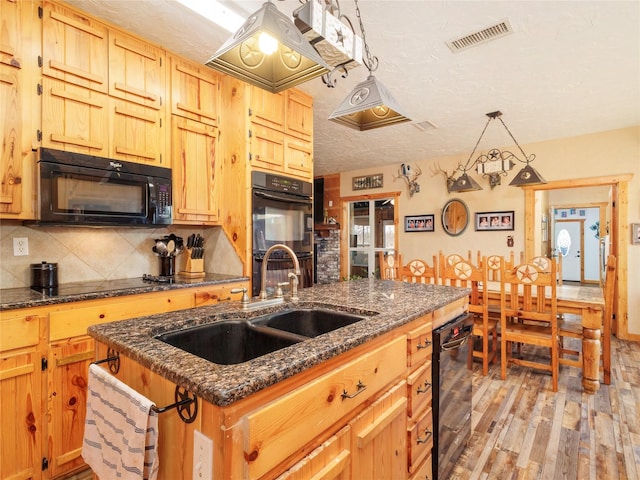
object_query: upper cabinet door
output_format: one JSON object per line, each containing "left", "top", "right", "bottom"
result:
{"left": 286, "top": 89, "right": 313, "bottom": 142}
{"left": 250, "top": 86, "right": 285, "bottom": 130}
{"left": 170, "top": 56, "right": 220, "bottom": 127}
{"left": 108, "top": 30, "right": 165, "bottom": 109}
{"left": 42, "top": 1, "right": 109, "bottom": 93}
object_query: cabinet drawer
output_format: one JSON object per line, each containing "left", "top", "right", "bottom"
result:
{"left": 407, "top": 322, "right": 433, "bottom": 369}
{"left": 407, "top": 361, "right": 432, "bottom": 420}
{"left": 49, "top": 293, "right": 194, "bottom": 340}
{"left": 0, "top": 314, "right": 40, "bottom": 351}
{"left": 408, "top": 407, "right": 433, "bottom": 473}
{"left": 193, "top": 284, "right": 243, "bottom": 307}
{"left": 275, "top": 426, "right": 351, "bottom": 480}
{"left": 409, "top": 452, "right": 433, "bottom": 480}
{"left": 244, "top": 335, "right": 407, "bottom": 479}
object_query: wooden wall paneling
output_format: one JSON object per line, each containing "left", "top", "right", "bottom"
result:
{"left": 219, "top": 76, "right": 251, "bottom": 277}
{"left": 42, "top": 1, "right": 109, "bottom": 93}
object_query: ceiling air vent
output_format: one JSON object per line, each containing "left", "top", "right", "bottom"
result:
{"left": 412, "top": 120, "right": 438, "bottom": 132}
{"left": 446, "top": 19, "right": 513, "bottom": 53}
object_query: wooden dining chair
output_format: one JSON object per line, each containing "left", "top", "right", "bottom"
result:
{"left": 500, "top": 259, "right": 559, "bottom": 391}
{"left": 558, "top": 255, "right": 616, "bottom": 384}
{"left": 439, "top": 253, "right": 497, "bottom": 375}
{"left": 399, "top": 257, "right": 438, "bottom": 285}
{"left": 378, "top": 251, "right": 401, "bottom": 280}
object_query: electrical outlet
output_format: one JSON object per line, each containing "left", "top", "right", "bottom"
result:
{"left": 193, "top": 430, "right": 213, "bottom": 480}
{"left": 13, "top": 237, "right": 29, "bottom": 256}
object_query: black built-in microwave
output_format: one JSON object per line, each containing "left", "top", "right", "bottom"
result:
{"left": 35, "top": 148, "right": 172, "bottom": 226}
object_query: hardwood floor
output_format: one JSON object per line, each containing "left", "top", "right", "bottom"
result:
{"left": 452, "top": 336, "right": 640, "bottom": 479}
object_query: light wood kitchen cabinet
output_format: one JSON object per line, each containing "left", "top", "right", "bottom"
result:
{"left": 0, "top": 0, "right": 40, "bottom": 219}
{"left": 348, "top": 381, "right": 408, "bottom": 480}
{"left": 285, "top": 89, "right": 313, "bottom": 142}
{"left": 284, "top": 136, "right": 313, "bottom": 178}
{"left": 91, "top": 297, "right": 468, "bottom": 480}
{"left": 242, "top": 336, "right": 406, "bottom": 479}
{"left": 169, "top": 56, "right": 220, "bottom": 127}
{"left": 108, "top": 30, "right": 166, "bottom": 165}
{"left": 0, "top": 313, "right": 46, "bottom": 480}
{"left": 41, "top": 0, "right": 109, "bottom": 94}
{"left": 171, "top": 116, "right": 221, "bottom": 225}
{"left": 46, "top": 336, "right": 94, "bottom": 478}
{"left": 276, "top": 426, "right": 352, "bottom": 480}
{"left": 248, "top": 87, "right": 314, "bottom": 181}
{"left": 0, "top": 282, "right": 247, "bottom": 480}
{"left": 41, "top": 76, "right": 109, "bottom": 155}
{"left": 250, "top": 123, "right": 285, "bottom": 171}
{"left": 250, "top": 86, "right": 285, "bottom": 130}
{"left": 406, "top": 315, "right": 435, "bottom": 477}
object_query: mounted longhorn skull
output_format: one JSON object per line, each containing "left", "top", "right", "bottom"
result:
{"left": 430, "top": 163, "right": 457, "bottom": 193}
{"left": 394, "top": 163, "right": 422, "bottom": 197}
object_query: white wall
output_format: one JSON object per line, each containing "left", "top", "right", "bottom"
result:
{"left": 338, "top": 127, "right": 640, "bottom": 336}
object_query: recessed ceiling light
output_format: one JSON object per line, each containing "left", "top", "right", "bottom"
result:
{"left": 176, "top": 0, "right": 245, "bottom": 33}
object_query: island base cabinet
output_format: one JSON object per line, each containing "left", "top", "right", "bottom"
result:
{"left": 275, "top": 426, "right": 352, "bottom": 480}
{"left": 47, "top": 337, "right": 94, "bottom": 479}
{"left": 348, "top": 381, "right": 408, "bottom": 480}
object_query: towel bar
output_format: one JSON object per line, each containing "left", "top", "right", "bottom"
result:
{"left": 91, "top": 354, "right": 199, "bottom": 423}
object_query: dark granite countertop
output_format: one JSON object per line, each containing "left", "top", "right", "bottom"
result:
{"left": 87, "top": 278, "right": 469, "bottom": 407}
{"left": 0, "top": 273, "right": 248, "bottom": 311}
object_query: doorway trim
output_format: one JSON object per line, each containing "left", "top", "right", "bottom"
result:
{"left": 340, "top": 191, "right": 401, "bottom": 280}
{"left": 523, "top": 173, "right": 633, "bottom": 339}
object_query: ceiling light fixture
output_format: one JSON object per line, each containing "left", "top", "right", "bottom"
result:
{"left": 205, "top": 1, "right": 330, "bottom": 93}
{"left": 328, "top": 0, "right": 411, "bottom": 130}
{"left": 449, "top": 111, "right": 545, "bottom": 192}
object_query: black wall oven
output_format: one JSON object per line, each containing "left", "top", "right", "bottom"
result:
{"left": 251, "top": 172, "right": 313, "bottom": 297}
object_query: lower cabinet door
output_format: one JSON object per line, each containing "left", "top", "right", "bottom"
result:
{"left": 0, "top": 347, "right": 43, "bottom": 480}
{"left": 349, "top": 381, "right": 408, "bottom": 480}
{"left": 47, "top": 336, "right": 95, "bottom": 478}
{"left": 276, "top": 426, "right": 351, "bottom": 480}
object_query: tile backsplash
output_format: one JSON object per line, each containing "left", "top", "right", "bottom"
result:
{"left": 0, "top": 222, "right": 242, "bottom": 289}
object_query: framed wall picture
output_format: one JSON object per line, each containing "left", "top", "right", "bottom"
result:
{"left": 475, "top": 211, "right": 514, "bottom": 231}
{"left": 632, "top": 223, "right": 640, "bottom": 244}
{"left": 405, "top": 214, "right": 435, "bottom": 232}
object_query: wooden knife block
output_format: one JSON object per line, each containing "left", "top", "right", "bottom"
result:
{"left": 179, "top": 248, "right": 205, "bottom": 278}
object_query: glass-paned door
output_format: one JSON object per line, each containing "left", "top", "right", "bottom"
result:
{"left": 348, "top": 198, "right": 396, "bottom": 278}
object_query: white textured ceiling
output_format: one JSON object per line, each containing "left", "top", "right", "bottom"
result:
{"left": 67, "top": 0, "right": 640, "bottom": 176}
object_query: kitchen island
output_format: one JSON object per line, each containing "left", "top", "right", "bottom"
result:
{"left": 88, "top": 279, "right": 470, "bottom": 480}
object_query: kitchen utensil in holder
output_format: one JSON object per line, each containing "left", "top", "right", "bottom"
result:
{"left": 160, "top": 256, "right": 175, "bottom": 277}
{"left": 180, "top": 248, "right": 205, "bottom": 278}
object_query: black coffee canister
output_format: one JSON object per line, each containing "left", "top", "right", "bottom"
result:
{"left": 30, "top": 261, "right": 58, "bottom": 290}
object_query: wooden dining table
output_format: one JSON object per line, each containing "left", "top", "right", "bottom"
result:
{"left": 484, "top": 283, "right": 606, "bottom": 394}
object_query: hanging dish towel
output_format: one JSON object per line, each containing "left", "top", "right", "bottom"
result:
{"left": 82, "top": 364, "right": 159, "bottom": 480}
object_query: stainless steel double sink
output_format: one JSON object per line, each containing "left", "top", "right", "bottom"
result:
{"left": 156, "top": 308, "right": 372, "bottom": 365}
